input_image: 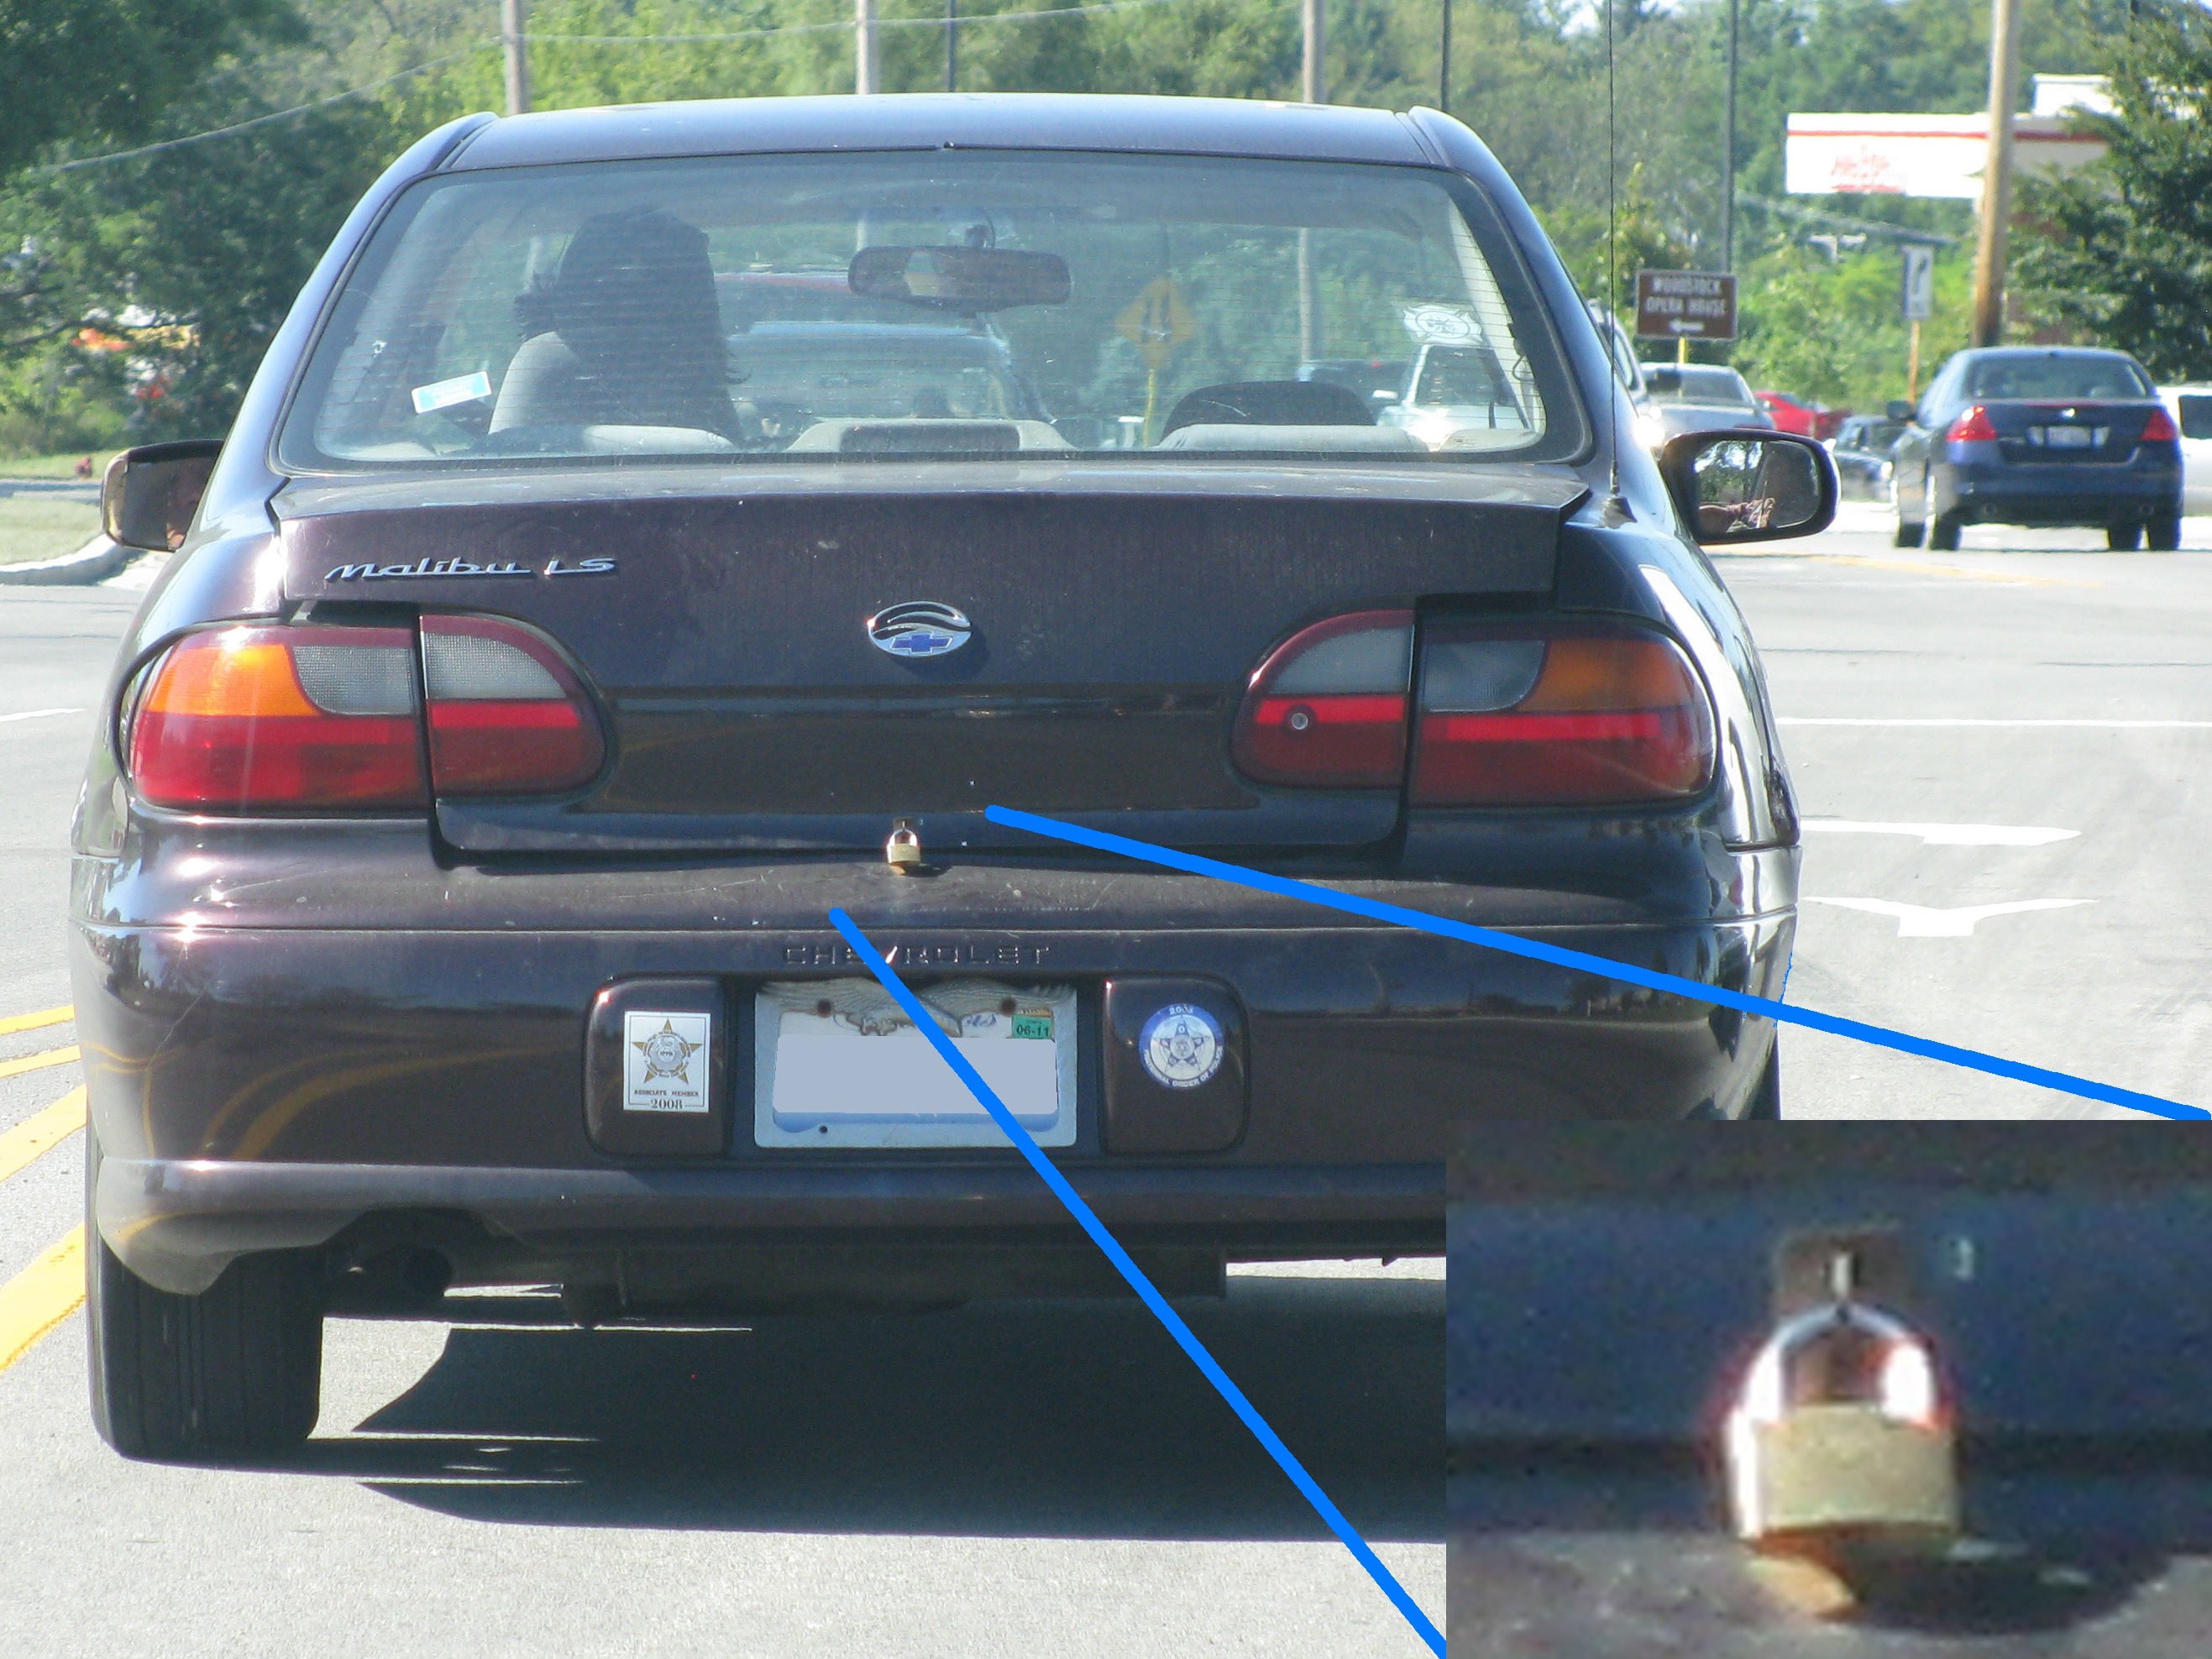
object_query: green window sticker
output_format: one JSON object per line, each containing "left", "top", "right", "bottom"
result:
{"left": 1012, "top": 1013, "right": 1053, "bottom": 1041}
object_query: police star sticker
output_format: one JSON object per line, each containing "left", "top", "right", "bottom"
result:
{"left": 633, "top": 1018, "right": 702, "bottom": 1082}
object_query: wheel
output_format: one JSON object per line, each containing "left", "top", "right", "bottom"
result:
{"left": 2147, "top": 515, "right": 2182, "bottom": 552}
{"left": 86, "top": 1133, "right": 322, "bottom": 1459}
{"left": 2107, "top": 522, "right": 2145, "bottom": 551}
{"left": 1891, "top": 480, "right": 1923, "bottom": 547}
{"left": 1743, "top": 1042, "right": 1781, "bottom": 1119}
{"left": 1925, "top": 515, "right": 1962, "bottom": 551}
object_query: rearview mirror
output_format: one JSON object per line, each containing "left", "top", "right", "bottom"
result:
{"left": 1644, "top": 366, "right": 1681, "bottom": 396}
{"left": 1885, "top": 399, "right": 1916, "bottom": 423}
{"left": 102, "top": 440, "right": 222, "bottom": 552}
{"left": 848, "top": 246, "right": 1072, "bottom": 312}
{"left": 1656, "top": 428, "right": 1837, "bottom": 545}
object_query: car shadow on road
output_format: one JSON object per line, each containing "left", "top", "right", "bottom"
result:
{"left": 280, "top": 1272, "right": 1442, "bottom": 1542}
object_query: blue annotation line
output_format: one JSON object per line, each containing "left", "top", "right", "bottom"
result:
{"left": 981, "top": 803, "right": 2207, "bottom": 1123}
{"left": 825, "top": 909, "right": 1445, "bottom": 1657}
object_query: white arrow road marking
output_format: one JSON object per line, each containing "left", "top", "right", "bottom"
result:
{"left": 1804, "top": 897, "right": 2092, "bottom": 937}
{"left": 1801, "top": 819, "right": 2080, "bottom": 846}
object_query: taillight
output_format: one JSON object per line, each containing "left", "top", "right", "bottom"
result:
{"left": 1947, "top": 404, "right": 1999, "bottom": 442}
{"left": 422, "top": 615, "right": 604, "bottom": 795}
{"left": 128, "top": 625, "right": 426, "bottom": 811}
{"left": 1409, "top": 624, "right": 1713, "bottom": 807}
{"left": 2141, "top": 405, "right": 2178, "bottom": 442}
{"left": 1230, "top": 610, "right": 1413, "bottom": 788}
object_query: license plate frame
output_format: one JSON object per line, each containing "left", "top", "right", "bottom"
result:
{"left": 752, "top": 977, "right": 1079, "bottom": 1149}
{"left": 2040, "top": 424, "right": 2094, "bottom": 448}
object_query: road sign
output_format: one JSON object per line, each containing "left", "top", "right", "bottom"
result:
{"left": 1901, "top": 243, "right": 1936, "bottom": 322}
{"left": 1635, "top": 270, "right": 1738, "bottom": 341}
{"left": 1115, "top": 279, "right": 1197, "bottom": 371}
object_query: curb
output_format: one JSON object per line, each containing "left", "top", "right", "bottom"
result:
{"left": 0, "top": 535, "right": 134, "bottom": 587}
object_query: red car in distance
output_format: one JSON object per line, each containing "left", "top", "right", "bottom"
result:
{"left": 1755, "top": 390, "right": 1848, "bottom": 442}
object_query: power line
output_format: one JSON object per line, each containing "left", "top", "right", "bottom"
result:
{"left": 28, "top": 49, "right": 487, "bottom": 175}
{"left": 1736, "top": 189, "right": 1961, "bottom": 247}
{"left": 527, "top": 0, "right": 1210, "bottom": 45}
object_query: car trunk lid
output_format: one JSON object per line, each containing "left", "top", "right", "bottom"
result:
{"left": 275, "top": 463, "right": 1586, "bottom": 853}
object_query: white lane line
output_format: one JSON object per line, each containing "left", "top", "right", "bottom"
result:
{"left": 1781, "top": 718, "right": 2212, "bottom": 728}
{"left": 1801, "top": 820, "right": 2079, "bottom": 847}
{"left": 0, "top": 708, "right": 83, "bottom": 725}
{"left": 1804, "top": 897, "right": 2091, "bottom": 937}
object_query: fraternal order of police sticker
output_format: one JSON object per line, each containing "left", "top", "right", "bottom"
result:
{"left": 1139, "top": 1003, "right": 1224, "bottom": 1090}
{"left": 623, "top": 1010, "right": 711, "bottom": 1112}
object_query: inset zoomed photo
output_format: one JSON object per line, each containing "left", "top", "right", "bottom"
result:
{"left": 1448, "top": 1123, "right": 2212, "bottom": 1657}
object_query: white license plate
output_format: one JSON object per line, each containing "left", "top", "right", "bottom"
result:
{"left": 2042, "top": 426, "right": 2094, "bottom": 448}
{"left": 752, "top": 978, "right": 1077, "bottom": 1148}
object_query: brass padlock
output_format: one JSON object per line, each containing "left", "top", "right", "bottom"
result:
{"left": 885, "top": 817, "right": 924, "bottom": 873}
{"left": 1722, "top": 1264, "right": 1958, "bottom": 1559}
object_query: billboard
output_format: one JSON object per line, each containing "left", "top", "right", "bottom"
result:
{"left": 1785, "top": 113, "right": 2107, "bottom": 200}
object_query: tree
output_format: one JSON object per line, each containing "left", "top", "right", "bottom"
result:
{"left": 0, "top": 0, "right": 305, "bottom": 180}
{"left": 2015, "top": 9, "right": 2212, "bottom": 379}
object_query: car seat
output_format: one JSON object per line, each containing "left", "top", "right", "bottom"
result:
{"left": 492, "top": 207, "right": 740, "bottom": 439}
{"left": 1160, "top": 380, "right": 1374, "bottom": 437}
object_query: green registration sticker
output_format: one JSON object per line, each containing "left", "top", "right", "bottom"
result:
{"left": 1012, "top": 1013, "right": 1053, "bottom": 1041}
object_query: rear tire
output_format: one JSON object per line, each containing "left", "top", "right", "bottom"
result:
{"left": 2108, "top": 522, "right": 2145, "bottom": 551}
{"left": 1925, "top": 515, "right": 1962, "bottom": 551}
{"left": 2147, "top": 515, "right": 2182, "bottom": 552}
{"left": 86, "top": 1137, "right": 322, "bottom": 1459}
{"left": 1743, "top": 1043, "right": 1782, "bottom": 1119}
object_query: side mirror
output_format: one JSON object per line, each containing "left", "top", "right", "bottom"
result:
{"left": 1885, "top": 400, "right": 1916, "bottom": 424}
{"left": 1657, "top": 428, "right": 1837, "bottom": 546}
{"left": 102, "top": 440, "right": 223, "bottom": 552}
{"left": 848, "top": 245, "right": 1072, "bottom": 312}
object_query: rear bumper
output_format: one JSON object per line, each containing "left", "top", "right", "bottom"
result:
{"left": 1941, "top": 451, "right": 2181, "bottom": 525}
{"left": 72, "top": 837, "right": 1795, "bottom": 1290}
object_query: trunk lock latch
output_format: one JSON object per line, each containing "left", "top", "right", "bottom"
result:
{"left": 886, "top": 818, "right": 925, "bottom": 874}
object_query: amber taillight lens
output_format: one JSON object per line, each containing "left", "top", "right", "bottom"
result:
{"left": 128, "top": 625, "right": 426, "bottom": 811}
{"left": 1408, "top": 624, "right": 1714, "bottom": 807}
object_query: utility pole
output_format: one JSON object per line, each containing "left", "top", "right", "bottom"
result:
{"left": 1970, "top": 0, "right": 2023, "bottom": 348}
{"left": 1438, "top": 0, "right": 1451, "bottom": 115}
{"left": 501, "top": 0, "right": 531, "bottom": 117}
{"left": 856, "top": 0, "right": 880, "bottom": 95}
{"left": 1721, "top": 0, "right": 1738, "bottom": 273}
{"left": 946, "top": 0, "right": 958, "bottom": 91}
{"left": 1303, "top": 0, "right": 1324, "bottom": 104}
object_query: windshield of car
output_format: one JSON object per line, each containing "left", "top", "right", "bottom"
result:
{"left": 1965, "top": 353, "right": 2153, "bottom": 401}
{"left": 280, "top": 149, "right": 1580, "bottom": 470}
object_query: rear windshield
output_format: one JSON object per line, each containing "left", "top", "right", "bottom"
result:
{"left": 278, "top": 149, "right": 1582, "bottom": 471}
{"left": 1647, "top": 365, "right": 1753, "bottom": 406}
{"left": 1965, "top": 353, "right": 2153, "bottom": 401}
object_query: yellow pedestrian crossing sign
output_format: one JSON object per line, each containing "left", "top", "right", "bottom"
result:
{"left": 1115, "top": 279, "right": 1197, "bottom": 371}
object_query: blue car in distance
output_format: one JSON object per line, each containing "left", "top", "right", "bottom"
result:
{"left": 1889, "top": 347, "right": 2183, "bottom": 549}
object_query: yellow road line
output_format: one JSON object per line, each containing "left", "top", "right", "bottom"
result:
{"left": 0, "top": 1005, "right": 71, "bottom": 1038}
{"left": 0, "top": 1227, "right": 86, "bottom": 1378}
{"left": 0, "top": 1087, "right": 86, "bottom": 1185}
{"left": 0, "top": 1045, "right": 78, "bottom": 1082}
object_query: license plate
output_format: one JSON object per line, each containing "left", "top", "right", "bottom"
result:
{"left": 752, "top": 978, "right": 1077, "bottom": 1148}
{"left": 2042, "top": 425, "right": 2094, "bottom": 448}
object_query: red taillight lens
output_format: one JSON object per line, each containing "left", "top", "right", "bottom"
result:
{"left": 128, "top": 625, "right": 427, "bottom": 811}
{"left": 2141, "top": 405, "right": 2178, "bottom": 442}
{"left": 1947, "top": 404, "right": 1999, "bottom": 442}
{"left": 422, "top": 615, "right": 604, "bottom": 795}
{"left": 1409, "top": 625, "right": 1713, "bottom": 807}
{"left": 1231, "top": 610, "right": 1413, "bottom": 788}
